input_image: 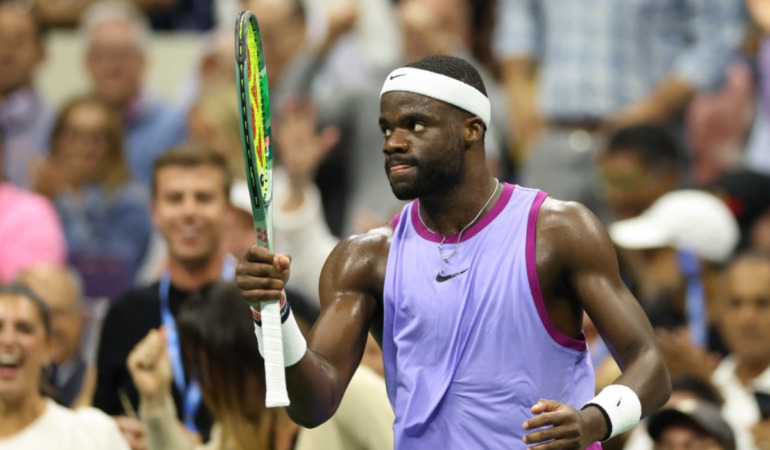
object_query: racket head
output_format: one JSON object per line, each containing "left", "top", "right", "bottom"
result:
{"left": 235, "top": 10, "right": 274, "bottom": 251}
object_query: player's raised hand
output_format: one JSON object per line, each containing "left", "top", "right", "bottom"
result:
{"left": 522, "top": 399, "right": 607, "bottom": 449}
{"left": 236, "top": 245, "right": 291, "bottom": 304}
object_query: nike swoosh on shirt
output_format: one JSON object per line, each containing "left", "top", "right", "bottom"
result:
{"left": 435, "top": 269, "right": 469, "bottom": 282}
{"left": 389, "top": 74, "right": 406, "bottom": 80}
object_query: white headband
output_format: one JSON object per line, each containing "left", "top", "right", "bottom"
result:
{"left": 380, "top": 67, "right": 491, "bottom": 127}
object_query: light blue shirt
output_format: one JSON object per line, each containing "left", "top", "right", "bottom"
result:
{"left": 493, "top": 0, "right": 746, "bottom": 120}
{"left": 124, "top": 94, "right": 187, "bottom": 183}
{"left": 0, "top": 88, "right": 53, "bottom": 189}
{"left": 55, "top": 181, "right": 152, "bottom": 295}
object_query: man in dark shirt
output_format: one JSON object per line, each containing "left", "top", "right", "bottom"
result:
{"left": 93, "top": 145, "right": 234, "bottom": 446}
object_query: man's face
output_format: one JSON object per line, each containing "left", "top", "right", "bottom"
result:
{"left": 0, "top": 4, "right": 44, "bottom": 96}
{"left": 599, "top": 150, "right": 676, "bottom": 220}
{"left": 0, "top": 294, "right": 52, "bottom": 402}
{"left": 152, "top": 165, "right": 229, "bottom": 268}
{"left": 86, "top": 20, "right": 144, "bottom": 108}
{"left": 720, "top": 258, "right": 770, "bottom": 364}
{"left": 379, "top": 91, "right": 466, "bottom": 200}
{"left": 655, "top": 424, "right": 724, "bottom": 450}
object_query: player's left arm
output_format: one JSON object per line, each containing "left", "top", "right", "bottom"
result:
{"left": 523, "top": 199, "right": 670, "bottom": 448}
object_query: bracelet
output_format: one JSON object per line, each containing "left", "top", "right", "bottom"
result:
{"left": 251, "top": 292, "right": 290, "bottom": 325}
{"left": 252, "top": 292, "right": 307, "bottom": 367}
{"left": 582, "top": 384, "right": 642, "bottom": 441}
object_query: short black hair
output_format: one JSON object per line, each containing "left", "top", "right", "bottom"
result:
{"left": 606, "top": 124, "right": 682, "bottom": 173}
{"left": 730, "top": 250, "right": 770, "bottom": 269}
{"left": 0, "top": 283, "right": 51, "bottom": 337}
{"left": 671, "top": 375, "right": 724, "bottom": 406}
{"left": 405, "top": 55, "right": 487, "bottom": 97}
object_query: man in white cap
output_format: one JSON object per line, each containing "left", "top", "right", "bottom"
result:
{"left": 609, "top": 189, "right": 740, "bottom": 352}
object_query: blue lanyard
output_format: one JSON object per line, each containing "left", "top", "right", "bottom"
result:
{"left": 677, "top": 250, "right": 708, "bottom": 348}
{"left": 157, "top": 255, "right": 236, "bottom": 432}
{"left": 159, "top": 274, "right": 202, "bottom": 432}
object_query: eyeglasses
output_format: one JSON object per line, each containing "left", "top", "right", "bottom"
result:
{"left": 59, "top": 126, "right": 109, "bottom": 146}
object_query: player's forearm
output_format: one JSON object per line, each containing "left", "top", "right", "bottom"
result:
{"left": 613, "top": 345, "right": 671, "bottom": 416}
{"left": 284, "top": 350, "right": 350, "bottom": 428}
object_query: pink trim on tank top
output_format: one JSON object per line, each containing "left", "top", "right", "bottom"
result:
{"left": 392, "top": 212, "right": 402, "bottom": 230}
{"left": 525, "top": 191, "right": 587, "bottom": 351}
{"left": 411, "top": 183, "right": 515, "bottom": 243}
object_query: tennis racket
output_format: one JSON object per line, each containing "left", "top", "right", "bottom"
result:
{"left": 235, "top": 10, "right": 288, "bottom": 408}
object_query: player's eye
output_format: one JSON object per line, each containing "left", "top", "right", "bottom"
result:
{"left": 410, "top": 122, "right": 425, "bottom": 132}
{"left": 382, "top": 127, "right": 392, "bottom": 138}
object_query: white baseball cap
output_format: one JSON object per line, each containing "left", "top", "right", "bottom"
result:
{"left": 608, "top": 190, "right": 739, "bottom": 263}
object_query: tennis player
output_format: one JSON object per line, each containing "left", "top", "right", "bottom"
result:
{"left": 237, "top": 55, "right": 670, "bottom": 448}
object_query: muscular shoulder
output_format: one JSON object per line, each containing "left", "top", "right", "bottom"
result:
{"left": 537, "top": 198, "right": 616, "bottom": 268}
{"left": 322, "top": 225, "right": 391, "bottom": 298}
{"left": 538, "top": 198, "right": 604, "bottom": 238}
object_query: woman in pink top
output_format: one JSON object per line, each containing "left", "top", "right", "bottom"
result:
{"left": 0, "top": 126, "right": 66, "bottom": 282}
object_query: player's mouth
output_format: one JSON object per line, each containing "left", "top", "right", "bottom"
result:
{"left": 389, "top": 164, "right": 413, "bottom": 173}
{"left": 386, "top": 157, "right": 417, "bottom": 174}
{"left": 177, "top": 224, "right": 204, "bottom": 241}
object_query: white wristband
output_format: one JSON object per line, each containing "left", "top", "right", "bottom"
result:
{"left": 582, "top": 384, "right": 642, "bottom": 441}
{"left": 253, "top": 305, "right": 307, "bottom": 367}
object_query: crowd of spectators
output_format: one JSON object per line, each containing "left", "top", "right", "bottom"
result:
{"left": 1, "top": 0, "right": 770, "bottom": 448}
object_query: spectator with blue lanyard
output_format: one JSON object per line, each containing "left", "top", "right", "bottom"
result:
{"left": 92, "top": 145, "right": 236, "bottom": 449}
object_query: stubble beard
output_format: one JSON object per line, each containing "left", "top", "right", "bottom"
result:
{"left": 387, "top": 136, "right": 465, "bottom": 201}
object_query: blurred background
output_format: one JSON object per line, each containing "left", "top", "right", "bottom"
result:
{"left": 3, "top": 0, "right": 770, "bottom": 449}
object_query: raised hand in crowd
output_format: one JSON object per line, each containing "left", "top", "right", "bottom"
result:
{"left": 29, "top": 154, "right": 74, "bottom": 199}
{"left": 319, "top": 1, "right": 358, "bottom": 55}
{"left": 275, "top": 97, "right": 339, "bottom": 210}
{"left": 127, "top": 328, "right": 171, "bottom": 402}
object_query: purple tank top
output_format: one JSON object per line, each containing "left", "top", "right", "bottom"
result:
{"left": 383, "top": 183, "right": 599, "bottom": 449}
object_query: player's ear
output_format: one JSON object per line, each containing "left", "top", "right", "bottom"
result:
{"left": 462, "top": 116, "right": 485, "bottom": 145}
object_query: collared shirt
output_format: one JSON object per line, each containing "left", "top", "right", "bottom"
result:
{"left": 0, "top": 87, "right": 54, "bottom": 189}
{"left": 493, "top": 0, "right": 746, "bottom": 120}
{"left": 711, "top": 355, "right": 770, "bottom": 450}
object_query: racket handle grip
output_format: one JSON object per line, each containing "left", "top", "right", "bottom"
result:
{"left": 261, "top": 300, "right": 290, "bottom": 407}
